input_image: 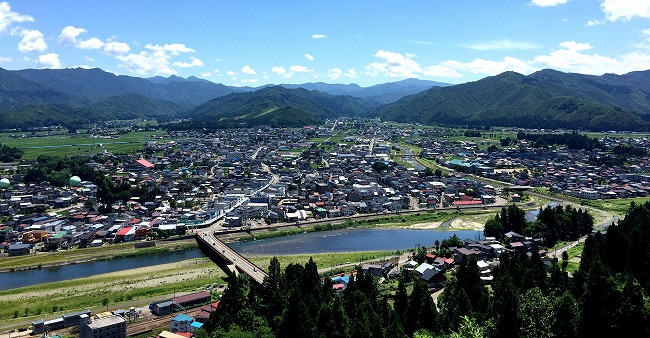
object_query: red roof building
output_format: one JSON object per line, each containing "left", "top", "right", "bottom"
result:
{"left": 136, "top": 159, "right": 154, "bottom": 169}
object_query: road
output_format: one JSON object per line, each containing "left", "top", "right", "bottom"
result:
{"left": 196, "top": 231, "right": 267, "bottom": 284}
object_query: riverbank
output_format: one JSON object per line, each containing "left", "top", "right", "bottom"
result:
{"left": 0, "top": 251, "right": 393, "bottom": 332}
{"left": 0, "top": 240, "right": 198, "bottom": 272}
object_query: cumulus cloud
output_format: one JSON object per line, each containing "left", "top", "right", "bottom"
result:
{"left": 304, "top": 53, "right": 314, "bottom": 61}
{"left": 201, "top": 72, "right": 212, "bottom": 77}
{"left": 77, "top": 37, "right": 104, "bottom": 49}
{"left": 559, "top": 41, "right": 593, "bottom": 51}
{"left": 59, "top": 26, "right": 85, "bottom": 45}
{"left": 226, "top": 70, "right": 236, "bottom": 76}
{"left": 59, "top": 26, "right": 105, "bottom": 50}
{"left": 37, "top": 53, "right": 61, "bottom": 68}
{"left": 173, "top": 57, "right": 204, "bottom": 68}
{"left": 145, "top": 43, "right": 194, "bottom": 55}
{"left": 104, "top": 41, "right": 130, "bottom": 55}
{"left": 530, "top": 0, "right": 569, "bottom": 7}
{"left": 271, "top": 66, "right": 286, "bottom": 75}
{"left": 441, "top": 57, "right": 536, "bottom": 76}
{"left": 0, "top": 56, "right": 11, "bottom": 63}
{"left": 0, "top": 2, "right": 33, "bottom": 33}
{"left": 365, "top": 50, "right": 424, "bottom": 78}
{"left": 365, "top": 50, "right": 529, "bottom": 79}
{"left": 462, "top": 39, "right": 543, "bottom": 51}
{"left": 242, "top": 78, "right": 258, "bottom": 83}
{"left": 601, "top": 0, "right": 650, "bottom": 21}
{"left": 289, "top": 65, "right": 312, "bottom": 73}
{"left": 312, "top": 34, "right": 326, "bottom": 39}
{"left": 327, "top": 68, "right": 357, "bottom": 80}
{"left": 17, "top": 29, "right": 47, "bottom": 52}
{"left": 241, "top": 65, "right": 256, "bottom": 74}
{"left": 116, "top": 50, "right": 176, "bottom": 76}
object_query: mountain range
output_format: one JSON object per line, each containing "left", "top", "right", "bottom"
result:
{"left": 1, "top": 66, "right": 650, "bottom": 131}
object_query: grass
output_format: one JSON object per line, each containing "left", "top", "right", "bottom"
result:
{"left": 0, "top": 241, "right": 197, "bottom": 271}
{"left": 0, "top": 131, "right": 167, "bottom": 159}
{"left": 0, "top": 257, "right": 223, "bottom": 328}
{"left": 565, "top": 242, "right": 584, "bottom": 259}
{"left": 580, "top": 197, "right": 650, "bottom": 214}
{"left": 247, "top": 251, "right": 398, "bottom": 274}
{"left": 0, "top": 250, "right": 399, "bottom": 330}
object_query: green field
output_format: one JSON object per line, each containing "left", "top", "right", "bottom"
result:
{"left": 0, "top": 250, "right": 395, "bottom": 330}
{"left": 581, "top": 197, "right": 650, "bottom": 214}
{"left": 0, "top": 131, "right": 167, "bottom": 159}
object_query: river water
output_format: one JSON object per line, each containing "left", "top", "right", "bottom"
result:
{"left": 1, "top": 228, "right": 479, "bottom": 291}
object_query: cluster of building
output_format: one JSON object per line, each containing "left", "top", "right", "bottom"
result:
{"left": 414, "top": 130, "right": 650, "bottom": 200}
{"left": 2, "top": 121, "right": 505, "bottom": 256}
{"left": 331, "top": 230, "right": 548, "bottom": 293}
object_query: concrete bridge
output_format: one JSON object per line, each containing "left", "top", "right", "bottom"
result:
{"left": 196, "top": 231, "right": 268, "bottom": 284}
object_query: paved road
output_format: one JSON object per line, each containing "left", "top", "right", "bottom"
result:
{"left": 197, "top": 231, "right": 267, "bottom": 284}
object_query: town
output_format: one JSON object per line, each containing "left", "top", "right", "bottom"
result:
{"left": 0, "top": 119, "right": 647, "bottom": 337}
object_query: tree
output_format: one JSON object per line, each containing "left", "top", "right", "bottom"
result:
{"left": 517, "top": 288, "right": 554, "bottom": 338}
{"left": 483, "top": 217, "right": 503, "bottom": 240}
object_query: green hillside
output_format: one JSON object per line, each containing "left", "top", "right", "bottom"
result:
{"left": 186, "top": 86, "right": 377, "bottom": 125}
{"left": 373, "top": 70, "right": 650, "bottom": 131}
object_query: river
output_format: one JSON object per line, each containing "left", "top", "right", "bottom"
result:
{"left": 1, "top": 228, "right": 479, "bottom": 291}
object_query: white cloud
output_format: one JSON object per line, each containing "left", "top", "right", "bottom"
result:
{"left": 601, "top": 0, "right": 650, "bottom": 21}
{"left": 241, "top": 65, "right": 256, "bottom": 75}
{"left": 328, "top": 68, "right": 357, "bottom": 80}
{"left": 173, "top": 57, "right": 204, "bottom": 68}
{"left": 37, "top": 53, "right": 61, "bottom": 69}
{"left": 587, "top": 19, "right": 602, "bottom": 26}
{"left": 327, "top": 68, "right": 342, "bottom": 79}
{"left": 201, "top": 72, "right": 212, "bottom": 77}
{"left": 84, "top": 56, "right": 94, "bottom": 62}
{"left": 59, "top": 26, "right": 85, "bottom": 45}
{"left": 104, "top": 41, "right": 130, "bottom": 55}
{"left": 289, "top": 65, "right": 313, "bottom": 72}
{"left": 409, "top": 40, "right": 435, "bottom": 45}
{"left": 59, "top": 26, "right": 104, "bottom": 50}
{"left": 312, "top": 34, "right": 326, "bottom": 39}
{"left": 422, "top": 65, "right": 463, "bottom": 78}
{"left": 213, "top": 69, "right": 220, "bottom": 73}
{"left": 0, "top": 2, "right": 33, "bottom": 33}
{"left": 77, "top": 37, "right": 104, "bottom": 50}
{"left": 145, "top": 43, "right": 194, "bottom": 55}
{"left": 344, "top": 68, "right": 357, "bottom": 78}
{"left": 304, "top": 53, "right": 314, "bottom": 61}
{"left": 271, "top": 66, "right": 286, "bottom": 75}
{"left": 366, "top": 49, "right": 531, "bottom": 79}
{"left": 441, "top": 56, "right": 536, "bottom": 76}
{"left": 0, "top": 56, "right": 11, "bottom": 63}
{"left": 242, "top": 78, "right": 258, "bottom": 83}
{"left": 116, "top": 50, "right": 176, "bottom": 76}
{"left": 533, "top": 44, "right": 623, "bottom": 74}
{"left": 226, "top": 70, "right": 236, "bottom": 76}
{"left": 559, "top": 41, "right": 593, "bottom": 51}
{"left": 18, "top": 29, "right": 47, "bottom": 53}
{"left": 365, "top": 50, "right": 423, "bottom": 78}
{"left": 530, "top": 0, "right": 569, "bottom": 7}
{"left": 73, "top": 64, "right": 93, "bottom": 69}
{"left": 462, "top": 39, "right": 543, "bottom": 51}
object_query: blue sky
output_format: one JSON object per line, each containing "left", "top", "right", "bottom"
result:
{"left": 1, "top": 0, "right": 650, "bottom": 86}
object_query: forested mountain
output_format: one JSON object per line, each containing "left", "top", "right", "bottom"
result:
{"left": 184, "top": 86, "right": 378, "bottom": 127}
{"left": 3, "top": 66, "right": 650, "bottom": 131}
{"left": 373, "top": 70, "right": 650, "bottom": 131}
{"left": 280, "top": 78, "right": 450, "bottom": 104}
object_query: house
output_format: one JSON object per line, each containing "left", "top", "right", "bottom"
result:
{"left": 170, "top": 314, "right": 194, "bottom": 333}
{"left": 8, "top": 243, "right": 31, "bottom": 256}
{"left": 80, "top": 314, "right": 126, "bottom": 338}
